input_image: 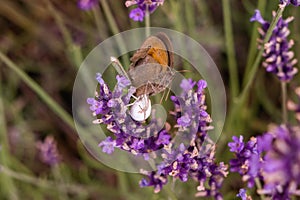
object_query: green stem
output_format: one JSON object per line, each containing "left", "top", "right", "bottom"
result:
{"left": 0, "top": 67, "right": 19, "bottom": 200}
{"left": 145, "top": 5, "right": 150, "bottom": 37}
{"left": 228, "top": 5, "right": 286, "bottom": 130}
{"left": 281, "top": 82, "right": 287, "bottom": 124}
{"left": 244, "top": 1, "right": 267, "bottom": 86}
{"left": 240, "top": 5, "right": 285, "bottom": 102}
{"left": 184, "top": 1, "right": 196, "bottom": 37}
{"left": 0, "top": 164, "right": 87, "bottom": 194}
{"left": 222, "top": 0, "right": 239, "bottom": 99}
{"left": 255, "top": 178, "right": 266, "bottom": 200}
{"left": 52, "top": 165, "right": 68, "bottom": 200}
{"left": 164, "top": 179, "right": 178, "bottom": 200}
{"left": 0, "top": 52, "right": 75, "bottom": 131}
{"left": 169, "top": 1, "right": 183, "bottom": 32}
{"left": 117, "top": 172, "right": 130, "bottom": 199}
{"left": 100, "top": 0, "right": 129, "bottom": 67}
{"left": 44, "top": 0, "right": 82, "bottom": 68}
{"left": 241, "top": 0, "right": 255, "bottom": 14}
{"left": 92, "top": 5, "right": 105, "bottom": 38}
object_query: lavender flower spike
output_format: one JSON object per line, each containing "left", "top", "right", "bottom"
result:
{"left": 237, "top": 188, "right": 252, "bottom": 200}
{"left": 88, "top": 73, "right": 228, "bottom": 198}
{"left": 229, "top": 123, "right": 300, "bottom": 199}
{"left": 125, "top": 0, "right": 165, "bottom": 21}
{"left": 280, "top": 0, "right": 300, "bottom": 6}
{"left": 36, "top": 136, "right": 61, "bottom": 166}
{"left": 251, "top": 9, "right": 298, "bottom": 82}
{"left": 78, "top": 0, "right": 97, "bottom": 10}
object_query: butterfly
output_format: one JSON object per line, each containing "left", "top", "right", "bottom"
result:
{"left": 111, "top": 32, "right": 174, "bottom": 122}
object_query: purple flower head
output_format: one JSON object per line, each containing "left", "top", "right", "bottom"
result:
{"left": 98, "top": 136, "right": 116, "bottom": 154}
{"left": 116, "top": 75, "right": 131, "bottom": 88}
{"left": 251, "top": 10, "right": 298, "bottom": 82}
{"left": 36, "top": 136, "right": 61, "bottom": 166}
{"left": 155, "top": 130, "right": 171, "bottom": 146}
{"left": 229, "top": 124, "right": 300, "bottom": 199}
{"left": 177, "top": 114, "right": 191, "bottom": 127}
{"left": 129, "top": 8, "right": 145, "bottom": 22}
{"left": 228, "top": 136, "right": 260, "bottom": 188}
{"left": 197, "top": 80, "right": 207, "bottom": 91}
{"left": 88, "top": 74, "right": 227, "bottom": 198}
{"left": 280, "top": 0, "right": 300, "bottom": 6}
{"left": 125, "top": 0, "right": 165, "bottom": 21}
{"left": 228, "top": 135, "right": 244, "bottom": 153}
{"left": 260, "top": 125, "right": 300, "bottom": 197}
{"left": 78, "top": 0, "right": 97, "bottom": 10}
{"left": 180, "top": 78, "right": 196, "bottom": 91}
{"left": 237, "top": 188, "right": 252, "bottom": 200}
{"left": 250, "top": 9, "right": 266, "bottom": 25}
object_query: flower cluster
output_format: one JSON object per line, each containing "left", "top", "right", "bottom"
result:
{"left": 87, "top": 74, "right": 228, "bottom": 199}
{"left": 141, "top": 79, "right": 227, "bottom": 199}
{"left": 77, "top": 0, "right": 97, "bottom": 10}
{"left": 125, "top": 0, "right": 164, "bottom": 21}
{"left": 237, "top": 188, "right": 252, "bottom": 200}
{"left": 229, "top": 124, "right": 300, "bottom": 199}
{"left": 36, "top": 136, "right": 61, "bottom": 166}
{"left": 280, "top": 0, "right": 300, "bottom": 6}
{"left": 228, "top": 135, "right": 260, "bottom": 188}
{"left": 250, "top": 10, "right": 298, "bottom": 82}
{"left": 87, "top": 73, "right": 171, "bottom": 155}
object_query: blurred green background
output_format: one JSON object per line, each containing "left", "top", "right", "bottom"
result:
{"left": 0, "top": 0, "right": 300, "bottom": 199}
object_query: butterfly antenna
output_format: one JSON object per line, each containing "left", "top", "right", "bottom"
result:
{"left": 110, "top": 57, "right": 130, "bottom": 80}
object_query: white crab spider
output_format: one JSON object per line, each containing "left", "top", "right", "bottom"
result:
{"left": 129, "top": 94, "right": 151, "bottom": 122}
{"left": 111, "top": 57, "right": 152, "bottom": 122}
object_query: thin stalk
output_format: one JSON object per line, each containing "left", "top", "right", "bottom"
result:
{"left": 255, "top": 178, "right": 266, "bottom": 200}
{"left": 100, "top": 0, "right": 129, "bottom": 67}
{"left": 0, "top": 52, "right": 75, "bottom": 130}
{"left": 244, "top": 0, "right": 267, "bottom": 86}
{"left": 164, "top": 179, "right": 178, "bottom": 200}
{"left": 241, "top": 0, "right": 255, "bottom": 14}
{"left": 184, "top": 1, "right": 195, "bottom": 37}
{"left": 117, "top": 172, "right": 130, "bottom": 199}
{"left": 145, "top": 5, "right": 150, "bottom": 37}
{"left": 0, "top": 68, "right": 19, "bottom": 200}
{"left": 92, "top": 5, "right": 105, "bottom": 38}
{"left": 239, "top": 5, "right": 285, "bottom": 104}
{"left": 43, "top": 0, "right": 82, "bottom": 68}
{"left": 52, "top": 165, "right": 68, "bottom": 200}
{"left": 0, "top": 164, "right": 87, "bottom": 194}
{"left": 281, "top": 82, "right": 287, "bottom": 124}
{"left": 222, "top": 0, "right": 239, "bottom": 99}
{"left": 228, "top": 5, "right": 286, "bottom": 129}
{"left": 168, "top": 1, "right": 183, "bottom": 32}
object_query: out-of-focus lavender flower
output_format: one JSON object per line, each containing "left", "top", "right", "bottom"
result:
{"left": 259, "top": 125, "right": 300, "bottom": 198}
{"left": 229, "top": 124, "right": 300, "bottom": 199}
{"left": 88, "top": 73, "right": 227, "bottom": 199}
{"left": 36, "top": 136, "right": 61, "bottom": 166}
{"left": 280, "top": 0, "right": 300, "bottom": 6}
{"left": 125, "top": 0, "right": 164, "bottom": 21}
{"left": 287, "top": 87, "right": 300, "bottom": 122}
{"left": 228, "top": 136, "right": 260, "bottom": 188}
{"left": 237, "top": 188, "right": 252, "bottom": 200}
{"left": 98, "top": 136, "right": 116, "bottom": 154}
{"left": 250, "top": 9, "right": 298, "bottom": 82}
{"left": 78, "top": 0, "right": 97, "bottom": 10}
{"left": 129, "top": 8, "right": 145, "bottom": 22}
